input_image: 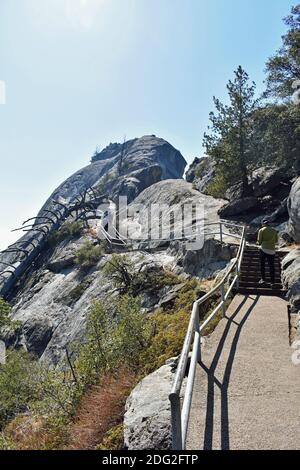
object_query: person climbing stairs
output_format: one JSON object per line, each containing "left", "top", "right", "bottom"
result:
{"left": 236, "top": 246, "right": 287, "bottom": 296}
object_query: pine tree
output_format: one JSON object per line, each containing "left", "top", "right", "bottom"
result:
{"left": 203, "top": 66, "right": 257, "bottom": 195}
{"left": 265, "top": 4, "right": 300, "bottom": 99}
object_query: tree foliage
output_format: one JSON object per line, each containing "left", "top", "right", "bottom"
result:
{"left": 203, "top": 66, "right": 257, "bottom": 194}
{"left": 265, "top": 4, "right": 300, "bottom": 99}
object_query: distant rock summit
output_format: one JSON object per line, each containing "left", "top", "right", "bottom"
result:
{"left": 0, "top": 135, "right": 186, "bottom": 298}
{"left": 40, "top": 135, "right": 186, "bottom": 211}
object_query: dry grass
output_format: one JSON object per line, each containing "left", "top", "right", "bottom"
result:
{"left": 67, "top": 368, "right": 137, "bottom": 450}
{"left": 3, "top": 414, "right": 69, "bottom": 450}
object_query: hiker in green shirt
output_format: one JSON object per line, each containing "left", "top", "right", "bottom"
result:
{"left": 257, "top": 219, "right": 278, "bottom": 288}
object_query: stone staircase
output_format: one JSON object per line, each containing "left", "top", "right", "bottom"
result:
{"left": 236, "top": 246, "right": 287, "bottom": 296}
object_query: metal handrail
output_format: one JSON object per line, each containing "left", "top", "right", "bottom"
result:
{"left": 169, "top": 222, "right": 247, "bottom": 450}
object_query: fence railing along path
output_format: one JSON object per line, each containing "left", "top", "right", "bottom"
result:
{"left": 169, "top": 222, "right": 246, "bottom": 450}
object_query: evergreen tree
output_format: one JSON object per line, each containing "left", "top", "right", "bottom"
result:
{"left": 265, "top": 4, "right": 300, "bottom": 99}
{"left": 203, "top": 66, "right": 257, "bottom": 195}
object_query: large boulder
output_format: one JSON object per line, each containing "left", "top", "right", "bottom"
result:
{"left": 218, "top": 197, "right": 259, "bottom": 218}
{"left": 185, "top": 156, "right": 215, "bottom": 193}
{"left": 178, "top": 238, "right": 237, "bottom": 279}
{"left": 124, "top": 361, "right": 180, "bottom": 450}
{"left": 281, "top": 248, "right": 300, "bottom": 312}
{"left": 250, "top": 167, "right": 283, "bottom": 197}
{"left": 288, "top": 177, "right": 300, "bottom": 242}
{"left": 123, "top": 179, "right": 227, "bottom": 249}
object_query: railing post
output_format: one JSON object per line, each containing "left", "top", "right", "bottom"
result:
{"left": 194, "top": 303, "right": 201, "bottom": 363}
{"left": 169, "top": 393, "right": 183, "bottom": 450}
{"left": 235, "top": 262, "right": 240, "bottom": 289}
{"left": 220, "top": 283, "right": 226, "bottom": 317}
{"left": 220, "top": 222, "right": 223, "bottom": 244}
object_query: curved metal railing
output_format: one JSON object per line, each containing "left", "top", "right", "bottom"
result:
{"left": 169, "top": 222, "right": 247, "bottom": 450}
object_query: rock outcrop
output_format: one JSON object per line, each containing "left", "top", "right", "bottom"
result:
{"left": 6, "top": 245, "right": 178, "bottom": 364}
{"left": 2, "top": 178, "right": 232, "bottom": 365}
{"left": 0, "top": 136, "right": 187, "bottom": 299}
{"left": 92, "top": 135, "right": 187, "bottom": 202}
{"left": 282, "top": 178, "right": 300, "bottom": 312}
{"left": 124, "top": 360, "right": 181, "bottom": 450}
{"left": 218, "top": 197, "right": 259, "bottom": 218}
{"left": 174, "top": 238, "right": 238, "bottom": 279}
{"left": 125, "top": 179, "right": 226, "bottom": 245}
{"left": 288, "top": 177, "right": 300, "bottom": 243}
{"left": 218, "top": 166, "right": 292, "bottom": 221}
{"left": 282, "top": 248, "right": 300, "bottom": 312}
{"left": 185, "top": 156, "right": 215, "bottom": 193}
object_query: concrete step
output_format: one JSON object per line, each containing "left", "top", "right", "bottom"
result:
{"left": 239, "top": 281, "right": 283, "bottom": 289}
{"left": 244, "top": 248, "right": 287, "bottom": 253}
{"left": 235, "top": 287, "right": 287, "bottom": 296}
{"left": 240, "top": 274, "right": 282, "bottom": 281}
{"left": 242, "top": 261, "right": 283, "bottom": 268}
{"left": 240, "top": 270, "right": 281, "bottom": 277}
{"left": 241, "top": 268, "right": 281, "bottom": 274}
{"left": 240, "top": 276, "right": 282, "bottom": 286}
{"left": 242, "top": 255, "right": 282, "bottom": 260}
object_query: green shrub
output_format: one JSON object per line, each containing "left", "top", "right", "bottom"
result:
{"left": 138, "top": 279, "right": 201, "bottom": 374}
{"left": 75, "top": 242, "right": 104, "bottom": 270}
{"left": 48, "top": 221, "right": 84, "bottom": 246}
{"left": 204, "top": 172, "right": 228, "bottom": 198}
{"left": 0, "top": 348, "right": 81, "bottom": 432}
{"left": 0, "top": 350, "right": 41, "bottom": 428}
{"left": 0, "top": 298, "right": 21, "bottom": 332}
{"left": 75, "top": 295, "right": 151, "bottom": 386}
{"left": 104, "top": 254, "right": 179, "bottom": 296}
{"left": 0, "top": 432, "right": 14, "bottom": 450}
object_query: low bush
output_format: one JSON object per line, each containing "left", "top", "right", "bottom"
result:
{"left": 75, "top": 242, "right": 104, "bottom": 270}
{"left": 0, "top": 275, "right": 222, "bottom": 450}
{"left": 104, "top": 254, "right": 179, "bottom": 296}
{"left": 0, "top": 350, "right": 41, "bottom": 428}
{"left": 75, "top": 295, "right": 151, "bottom": 386}
{"left": 204, "top": 172, "right": 228, "bottom": 198}
{"left": 0, "top": 298, "right": 19, "bottom": 331}
{"left": 138, "top": 279, "right": 202, "bottom": 374}
{"left": 48, "top": 221, "right": 84, "bottom": 246}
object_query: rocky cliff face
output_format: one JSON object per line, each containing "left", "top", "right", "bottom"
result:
{"left": 185, "top": 156, "right": 215, "bottom": 193}
{"left": 91, "top": 135, "right": 187, "bottom": 202}
{"left": 3, "top": 178, "right": 232, "bottom": 365}
{"left": 288, "top": 177, "right": 300, "bottom": 243}
{"left": 282, "top": 176, "right": 300, "bottom": 313}
{"left": 2, "top": 133, "right": 299, "bottom": 451}
{"left": 0, "top": 135, "right": 186, "bottom": 299}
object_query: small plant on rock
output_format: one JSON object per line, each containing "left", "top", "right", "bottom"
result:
{"left": 75, "top": 242, "right": 104, "bottom": 270}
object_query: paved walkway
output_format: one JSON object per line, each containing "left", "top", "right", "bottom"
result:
{"left": 186, "top": 294, "right": 300, "bottom": 450}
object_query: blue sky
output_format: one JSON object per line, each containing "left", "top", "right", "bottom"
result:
{"left": 0, "top": 0, "right": 296, "bottom": 249}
